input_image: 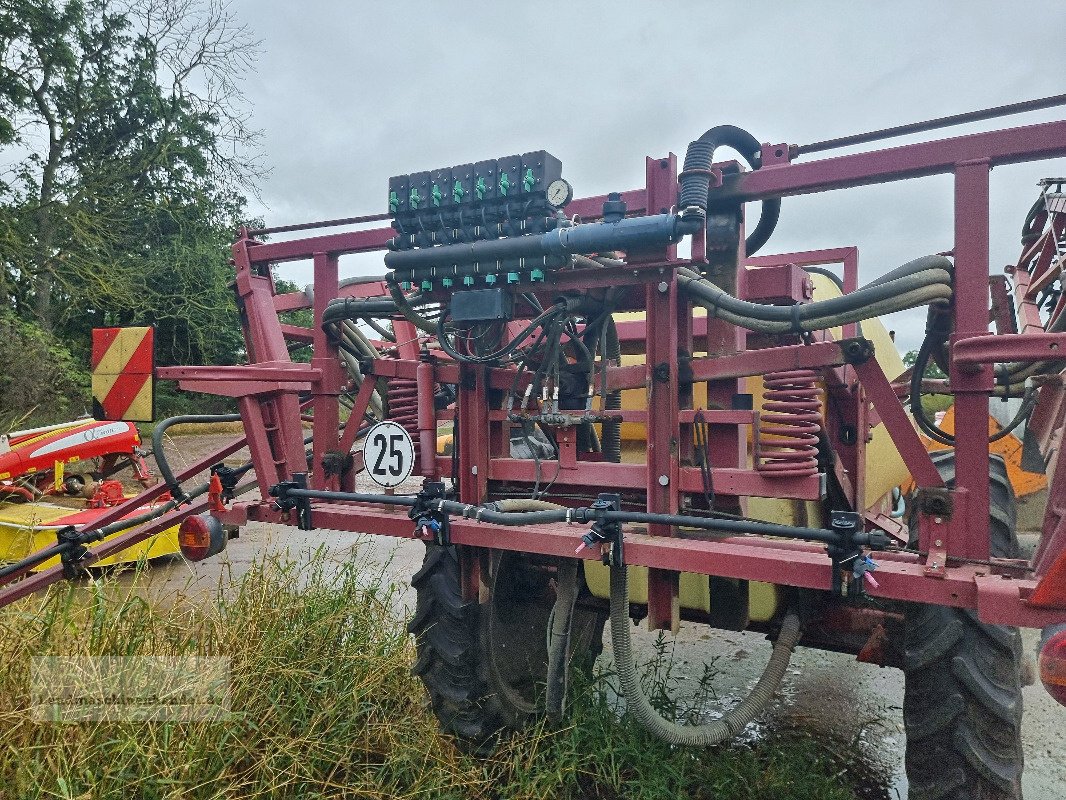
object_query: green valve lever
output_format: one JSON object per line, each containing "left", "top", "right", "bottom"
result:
{"left": 409, "top": 187, "right": 422, "bottom": 209}
{"left": 442, "top": 277, "right": 453, "bottom": 288}
{"left": 388, "top": 190, "right": 399, "bottom": 213}
{"left": 506, "top": 272, "right": 520, "bottom": 284}
{"left": 430, "top": 184, "right": 442, "bottom": 207}
{"left": 530, "top": 268, "right": 545, "bottom": 282}
{"left": 523, "top": 168, "right": 535, "bottom": 192}
{"left": 452, "top": 180, "right": 465, "bottom": 203}
{"left": 499, "top": 171, "right": 510, "bottom": 196}
{"left": 463, "top": 276, "right": 475, "bottom": 286}
{"left": 485, "top": 273, "right": 497, "bottom": 285}
{"left": 400, "top": 281, "right": 412, "bottom": 291}
{"left": 475, "top": 176, "right": 487, "bottom": 201}
{"left": 421, "top": 280, "right": 433, "bottom": 291}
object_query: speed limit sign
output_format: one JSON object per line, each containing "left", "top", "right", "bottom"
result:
{"left": 363, "top": 421, "right": 415, "bottom": 488}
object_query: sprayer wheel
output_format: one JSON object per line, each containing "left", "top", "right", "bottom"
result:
{"left": 903, "top": 452, "right": 1023, "bottom": 800}
{"left": 408, "top": 544, "right": 606, "bottom": 748}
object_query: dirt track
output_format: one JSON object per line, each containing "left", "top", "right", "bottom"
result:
{"left": 129, "top": 432, "right": 1065, "bottom": 799}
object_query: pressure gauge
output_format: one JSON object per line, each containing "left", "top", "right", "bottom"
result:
{"left": 546, "top": 178, "right": 573, "bottom": 209}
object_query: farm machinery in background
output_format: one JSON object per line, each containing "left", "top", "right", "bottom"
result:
{"left": 0, "top": 331, "right": 182, "bottom": 568}
{"left": 3, "top": 97, "right": 1066, "bottom": 799}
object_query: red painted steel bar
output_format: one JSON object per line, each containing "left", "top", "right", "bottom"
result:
{"left": 237, "top": 500, "right": 1058, "bottom": 627}
{"left": 950, "top": 161, "right": 993, "bottom": 561}
{"left": 953, "top": 332, "right": 1066, "bottom": 364}
{"left": 311, "top": 251, "right": 343, "bottom": 491}
{"left": 715, "top": 121, "right": 1066, "bottom": 202}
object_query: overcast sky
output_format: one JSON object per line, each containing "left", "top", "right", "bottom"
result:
{"left": 231, "top": 0, "right": 1066, "bottom": 354}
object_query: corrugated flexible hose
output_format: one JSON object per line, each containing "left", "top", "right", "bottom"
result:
{"left": 609, "top": 564, "right": 801, "bottom": 745}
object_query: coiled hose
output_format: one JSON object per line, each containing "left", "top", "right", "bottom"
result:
{"left": 609, "top": 564, "right": 802, "bottom": 745}
{"left": 680, "top": 125, "right": 781, "bottom": 256}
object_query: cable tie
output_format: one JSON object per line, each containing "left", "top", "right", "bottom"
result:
{"left": 565, "top": 508, "right": 573, "bottom": 525}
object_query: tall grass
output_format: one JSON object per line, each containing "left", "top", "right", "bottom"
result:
{"left": 0, "top": 556, "right": 888, "bottom": 799}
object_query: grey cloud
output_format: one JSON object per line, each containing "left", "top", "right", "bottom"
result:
{"left": 233, "top": 1, "right": 1066, "bottom": 353}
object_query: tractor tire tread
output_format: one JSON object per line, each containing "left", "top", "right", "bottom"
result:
{"left": 904, "top": 453, "right": 1023, "bottom": 800}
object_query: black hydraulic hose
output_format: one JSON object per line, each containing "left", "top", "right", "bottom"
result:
{"left": 801, "top": 266, "right": 844, "bottom": 292}
{"left": 863, "top": 254, "right": 954, "bottom": 289}
{"left": 1022, "top": 194, "right": 1049, "bottom": 245}
{"left": 281, "top": 488, "right": 887, "bottom": 547}
{"left": 602, "top": 316, "right": 622, "bottom": 463}
{"left": 437, "top": 304, "right": 567, "bottom": 365}
{"left": 909, "top": 331, "right": 1038, "bottom": 445}
{"left": 680, "top": 125, "right": 781, "bottom": 256}
{"left": 388, "top": 281, "right": 438, "bottom": 335}
{"left": 680, "top": 259, "right": 952, "bottom": 323}
{"left": 152, "top": 414, "right": 242, "bottom": 500}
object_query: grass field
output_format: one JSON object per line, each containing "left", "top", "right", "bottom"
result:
{"left": 0, "top": 555, "right": 888, "bottom": 799}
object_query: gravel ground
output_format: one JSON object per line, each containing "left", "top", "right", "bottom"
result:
{"left": 117, "top": 432, "right": 1066, "bottom": 799}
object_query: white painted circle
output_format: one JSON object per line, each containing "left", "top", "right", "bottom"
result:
{"left": 363, "top": 421, "right": 415, "bottom": 488}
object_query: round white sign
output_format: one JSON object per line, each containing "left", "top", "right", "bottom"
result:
{"left": 363, "top": 421, "right": 415, "bottom": 488}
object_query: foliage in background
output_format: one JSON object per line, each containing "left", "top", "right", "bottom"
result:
{"left": 0, "top": 0, "right": 259, "bottom": 423}
{"left": 275, "top": 276, "right": 313, "bottom": 364}
{"left": 0, "top": 308, "right": 88, "bottom": 430}
{"left": 902, "top": 348, "right": 954, "bottom": 416}
{"left": 0, "top": 553, "right": 889, "bottom": 800}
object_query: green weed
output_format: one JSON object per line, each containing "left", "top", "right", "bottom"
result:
{"left": 0, "top": 555, "right": 889, "bottom": 799}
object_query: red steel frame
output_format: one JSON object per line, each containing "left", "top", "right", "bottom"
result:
{"left": 4, "top": 120, "right": 1066, "bottom": 632}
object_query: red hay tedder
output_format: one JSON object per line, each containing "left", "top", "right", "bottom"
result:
{"left": 4, "top": 97, "right": 1066, "bottom": 798}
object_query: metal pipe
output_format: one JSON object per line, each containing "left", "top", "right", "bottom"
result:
{"left": 384, "top": 213, "right": 684, "bottom": 273}
{"left": 416, "top": 359, "right": 437, "bottom": 478}
{"left": 247, "top": 212, "right": 392, "bottom": 237}
{"left": 795, "top": 93, "right": 1066, "bottom": 156}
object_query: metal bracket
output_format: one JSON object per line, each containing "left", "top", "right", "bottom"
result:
{"left": 410, "top": 480, "right": 451, "bottom": 546}
{"left": 269, "top": 473, "right": 313, "bottom": 530}
{"left": 915, "top": 487, "right": 954, "bottom": 518}
{"left": 826, "top": 510, "right": 865, "bottom": 600}
{"left": 210, "top": 463, "right": 241, "bottom": 503}
{"left": 56, "top": 526, "right": 88, "bottom": 580}
{"left": 839, "top": 337, "right": 875, "bottom": 365}
{"left": 321, "top": 451, "right": 353, "bottom": 479}
{"left": 578, "top": 493, "right": 624, "bottom": 567}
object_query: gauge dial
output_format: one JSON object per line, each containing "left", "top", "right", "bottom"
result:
{"left": 546, "top": 178, "right": 573, "bottom": 209}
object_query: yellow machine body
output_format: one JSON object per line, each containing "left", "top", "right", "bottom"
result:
{"left": 583, "top": 272, "right": 912, "bottom": 617}
{"left": 0, "top": 501, "right": 179, "bottom": 571}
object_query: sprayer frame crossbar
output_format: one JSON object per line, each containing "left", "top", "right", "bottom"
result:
{"left": 3, "top": 119, "right": 1066, "bottom": 634}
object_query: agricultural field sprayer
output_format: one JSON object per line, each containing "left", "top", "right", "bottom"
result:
{"left": 4, "top": 97, "right": 1066, "bottom": 799}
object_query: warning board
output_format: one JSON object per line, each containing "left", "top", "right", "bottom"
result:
{"left": 91, "top": 327, "right": 155, "bottom": 422}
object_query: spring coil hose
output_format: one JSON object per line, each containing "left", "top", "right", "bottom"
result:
{"left": 756, "top": 369, "right": 822, "bottom": 478}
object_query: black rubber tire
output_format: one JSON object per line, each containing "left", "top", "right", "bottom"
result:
{"left": 903, "top": 452, "right": 1024, "bottom": 799}
{"left": 408, "top": 544, "right": 607, "bottom": 747}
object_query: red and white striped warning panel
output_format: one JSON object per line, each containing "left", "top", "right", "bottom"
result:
{"left": 91, "top": 327, "right": 155, "bottom": 422}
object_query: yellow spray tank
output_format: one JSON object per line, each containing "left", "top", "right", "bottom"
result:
{"left": 582, "top": 272, "right": 912, "bottom": 621}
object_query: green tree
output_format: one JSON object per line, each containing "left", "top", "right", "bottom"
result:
{"left": 903, "top": 349, "right": 953, "bottom": 415}
{"left": 0, "top": 0, "right": 259, "bottom": 369}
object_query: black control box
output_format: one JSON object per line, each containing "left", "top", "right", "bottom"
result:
{"left": 450, "top": 288, "right": 515, "bottom": 322}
